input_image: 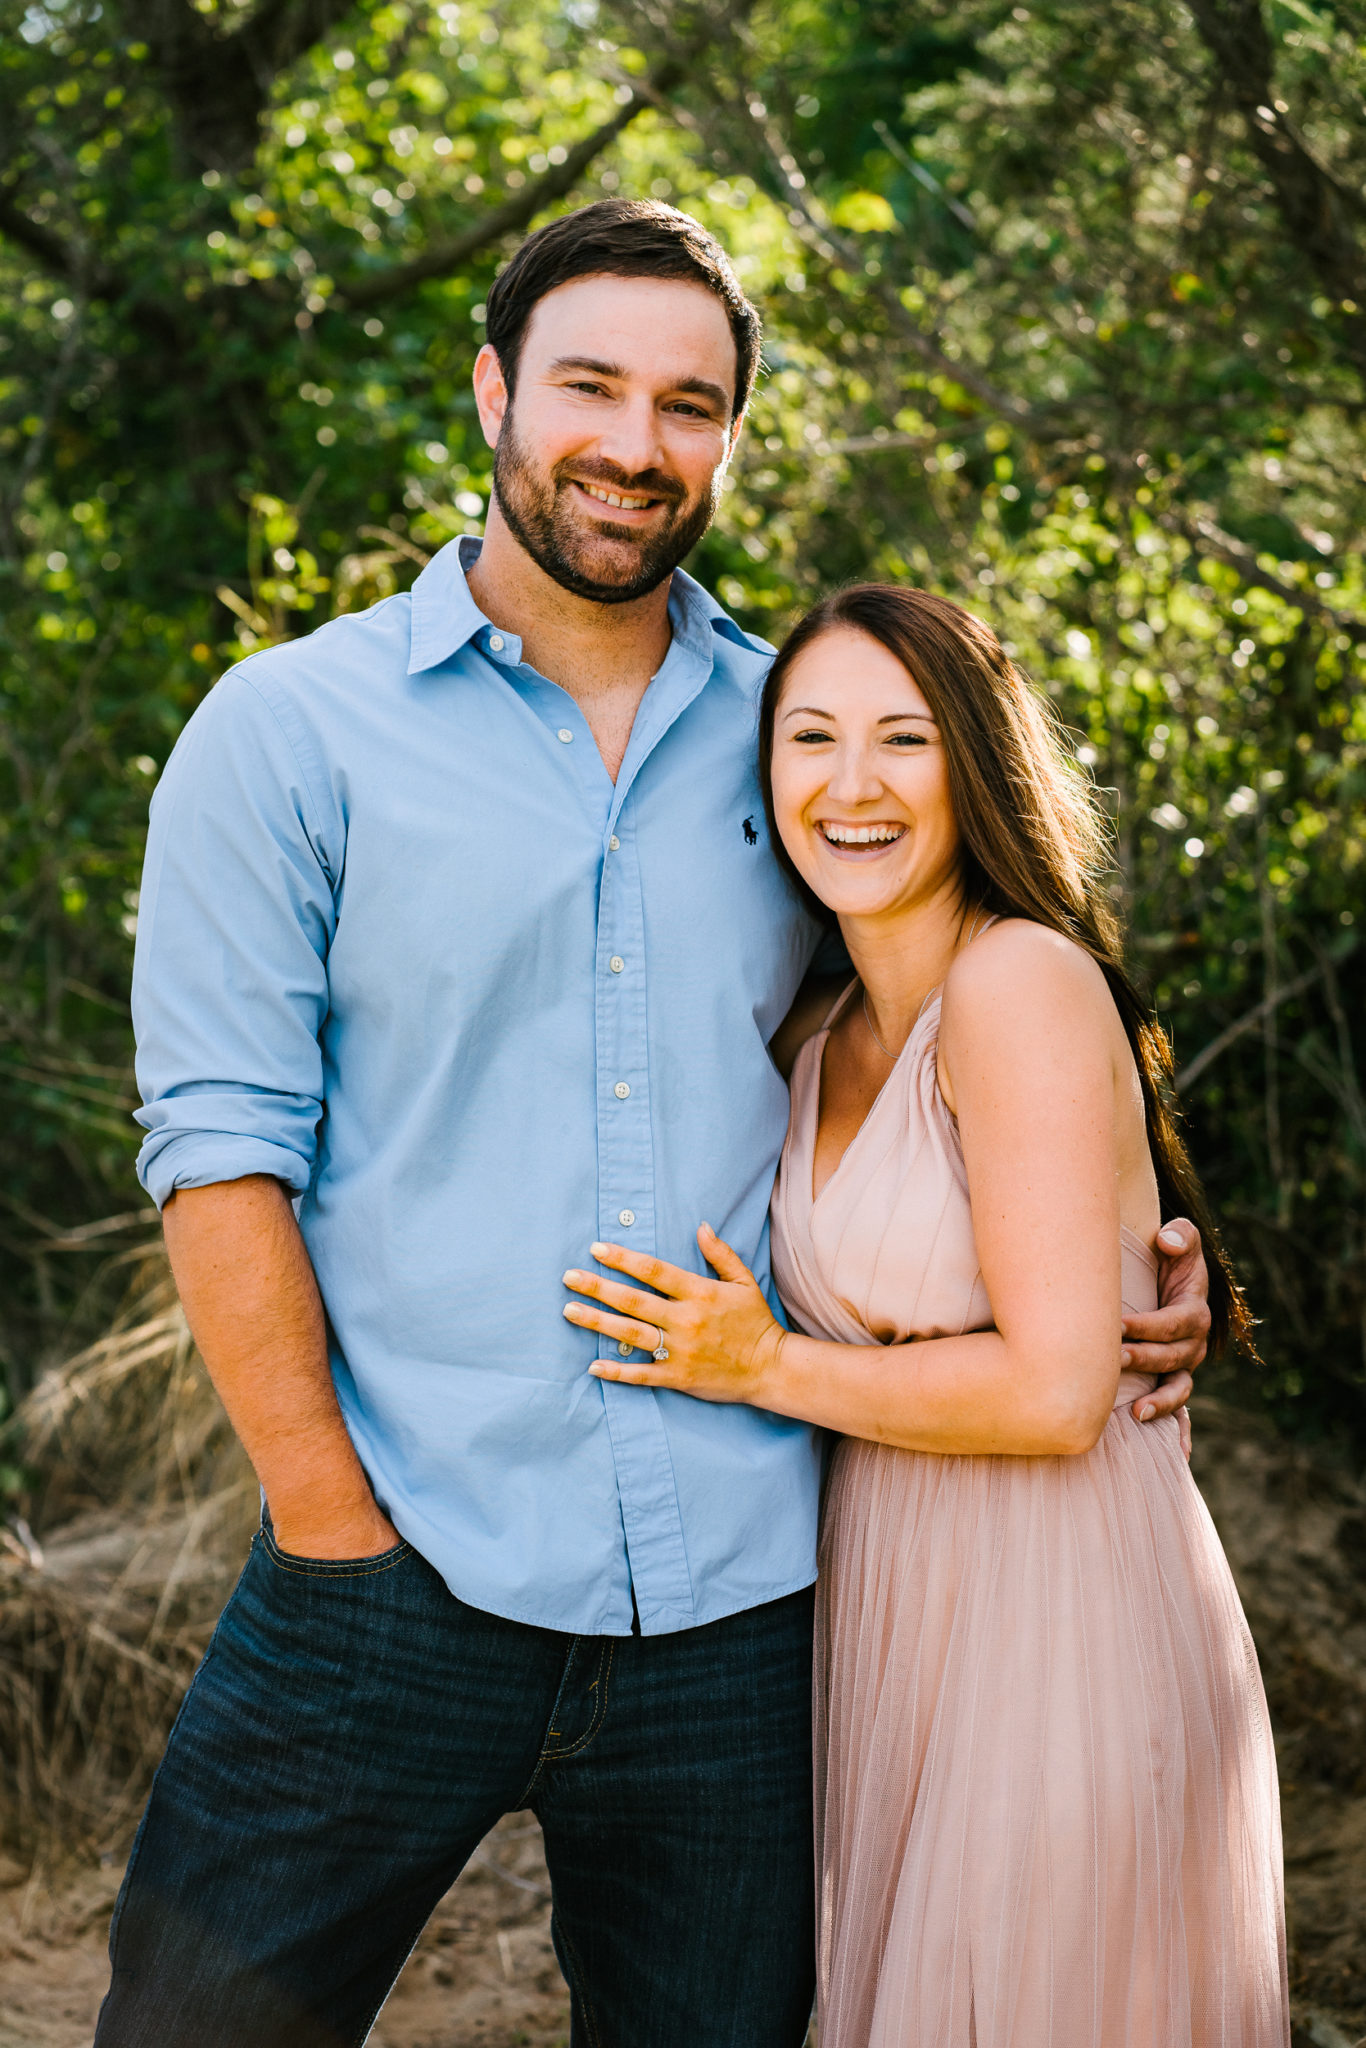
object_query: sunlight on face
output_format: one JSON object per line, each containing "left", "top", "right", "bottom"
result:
{"left": 476, "top": 275, "right": 739, "bottom": 603}
{"left": 770, "top": 625, "right": 962, "bottom": 925}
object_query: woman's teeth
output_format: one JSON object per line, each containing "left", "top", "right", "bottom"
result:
{"left": 580, "top": 483, "right": 655, "bottom": 509}
{"left": 819, "top": 824, "right": 906, "bottom": 846}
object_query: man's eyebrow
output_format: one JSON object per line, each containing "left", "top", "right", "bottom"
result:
{"left": 548, "top": 355, "right": 627, "bottom": 381}
{"left": 547, "top": 358, "right": 731, "bottom": 413}
{"left": 672, "top": 375, "right": 731, "bottom": 412}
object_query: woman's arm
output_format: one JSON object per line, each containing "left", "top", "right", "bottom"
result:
{"left": 566, "top": 925, "right": 1131, "bottom": 1457}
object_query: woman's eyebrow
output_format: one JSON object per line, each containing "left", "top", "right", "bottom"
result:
{"left": 780, "top": 706, "right": 935, "bottom": 723}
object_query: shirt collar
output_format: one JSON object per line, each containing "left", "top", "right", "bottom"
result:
{"left": 407, "top": 534, "right": 492, "bottom": 674}
{"left": 407, "top": 535, "right": 760, "bottom": 677}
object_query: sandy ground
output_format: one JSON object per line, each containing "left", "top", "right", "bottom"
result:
{"left": 4, "top": 1393, "right": 1366, "bottom": 2046}
{"left": 4, "top": 1798, "right": 1365, "bottom": 2047}
{"left": 0, "top": 1814, "right": 571, "bottom": 2048}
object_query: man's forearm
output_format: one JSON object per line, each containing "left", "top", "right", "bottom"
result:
{"left": 162, "top": 1175, "right": 396, "bottom": 1555}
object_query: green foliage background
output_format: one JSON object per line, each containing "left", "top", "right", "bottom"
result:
{"left": 1, "top": 0, "right": 1363, "bottom": 1454}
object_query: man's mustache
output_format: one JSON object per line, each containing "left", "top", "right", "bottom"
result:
{"left": 555, "top": 458, "right": 687, "bottom": 506}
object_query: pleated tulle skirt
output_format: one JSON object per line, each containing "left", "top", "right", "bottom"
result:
{"left": 814, "top": 1396, "right": 1289, "bottom": 2047}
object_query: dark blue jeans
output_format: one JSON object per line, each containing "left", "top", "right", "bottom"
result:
{"left": 94, "top": 1525, "right": 816, "bottom": 2047}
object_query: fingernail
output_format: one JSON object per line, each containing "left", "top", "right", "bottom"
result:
{"left": 1158, "top": 1226, "right": 1183, "bottom": 1249}
{"left": 591, "top": 1242, "right": 608, "bottom": 1258}
{"left": 1137, "top": 1404, "right": 1155, "bottom": 1422}
{"left": 1120, "top": 1348, "right": 1131, "bottom": 1366}
{"left": 563, "top": 1305, "right": 581, "bottom": 1319}
{"left": 563, "top": 1270, "right": 582, "bottom": 1284}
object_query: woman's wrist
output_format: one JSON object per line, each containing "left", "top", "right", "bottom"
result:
{"left": 748, "top": 1321, "right": 793, "bottom": 1409}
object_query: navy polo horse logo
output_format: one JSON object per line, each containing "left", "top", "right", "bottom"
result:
{"left": 742, "top": 816, "right": 759, "bottom": 845}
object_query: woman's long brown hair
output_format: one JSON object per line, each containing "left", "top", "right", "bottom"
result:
{"left": 758, "top": 583, "right": 1252, "bottom": 1356}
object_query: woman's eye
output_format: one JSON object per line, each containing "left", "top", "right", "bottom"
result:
{"left": 885, "top": 731, "right": 929, "bottom": 747}
{"left": 792, "top": 728, "right": 834, "bottom": 744}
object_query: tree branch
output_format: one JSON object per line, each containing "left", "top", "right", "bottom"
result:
{"left": 0, "top": 190, "right": 91, "bottom": 285}
{"left": 233, "top": 0, "right": 364, "bottom": 77}
{"left": 1185, "top": 0, "right": 1366, "bottom": 377}
{"left": 1174, "top": 946, "right": 1357, "bottom": 1092}
{"left": 117, "top": 0, "right": 362, "bottom": 173}
{"left": 690, "top": 75, "right": 1041, "bottom": 425}
{"left": 1157, "top": 508, "right": 1366, "bottom": 640}
{"left": 332, "top": 70, "right": 678, "bottom": 312}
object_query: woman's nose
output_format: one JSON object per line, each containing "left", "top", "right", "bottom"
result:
{"left": 824, "top": 746, "right": 884, "bottom": 805}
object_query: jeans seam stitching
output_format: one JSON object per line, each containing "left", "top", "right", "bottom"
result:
{"left": 515, "top": 1636, "right": 581, "bottom": 1805}
{"left": 554, "top": 1915, "right": 605, "bottom": 2048}
{"left": 262, "top": 1542, "right": 413, "bottom": 1579}
{"left": 546, "top": 1641, "right": 614, "bottom": 1760}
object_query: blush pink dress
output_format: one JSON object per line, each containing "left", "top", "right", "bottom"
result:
{"left": 770, "top": 981, "right": 1289, "bottom": 2048}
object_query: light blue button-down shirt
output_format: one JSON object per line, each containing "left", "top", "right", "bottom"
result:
{"left": 133, "top": 537, "right": 825, "bottom": 1635}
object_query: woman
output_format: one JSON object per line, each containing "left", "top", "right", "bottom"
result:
{"left": 563, "top": 585, "right": 1288, "bottom": 2044}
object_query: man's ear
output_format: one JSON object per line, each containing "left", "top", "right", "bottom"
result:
{"left": 472, "top": 342, "right": 509, "bottom": 450}
{"left": 724, "top": 404, "right": 748, "bottom": 466}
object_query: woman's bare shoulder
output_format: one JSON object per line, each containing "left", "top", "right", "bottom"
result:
{"left": 944, "top": 917, "right": 1109, "bottom": 1014}
{"left": 770, "top": 970, "right": 851, "bottom": 1080}
{"left": 939, "top": 920, "right": 1115, "bottom": 1101}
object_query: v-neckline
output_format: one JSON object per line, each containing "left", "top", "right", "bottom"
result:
{"left": 808, "top": 980, "right": 940, "bottom": 1206}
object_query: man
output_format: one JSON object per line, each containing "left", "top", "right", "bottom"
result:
{"left": 98, "top": 200, "right": 1208, "bottom": 2047}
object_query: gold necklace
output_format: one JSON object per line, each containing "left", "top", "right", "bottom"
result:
{"left": 860, "top": 910, "right": 995, "bottom": 1060}
{"left": 861, "top": 983, "right": 932, "bottom": 1060}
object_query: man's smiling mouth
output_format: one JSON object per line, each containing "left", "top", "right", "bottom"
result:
{"left": 818, "top": 823, "right": 907, "bottom": 848}
{"left": 574, "top": 481, "right": 664, "bottom": 512}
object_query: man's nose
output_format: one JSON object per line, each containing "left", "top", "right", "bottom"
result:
{"left": 592, "top": 395, "right": 668, "bottom": 479}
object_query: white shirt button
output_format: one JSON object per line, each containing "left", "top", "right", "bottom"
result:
{"left": 618, "top": 1208, "right": 636, "bottom": 1227}
{"left": 609, "top": 956, "right": 624, "bottom": 974}
{"left": 613, "top": 1081, "right": 630, "bottom": 1099}
{"left": 557, "top": 727, "right": 573, "bottom": 743}
{"left": 608, "top": 835, "right": 620, "bottom": 851}
{"left": 488, "top": 633, "right": 504, "bottom": 652}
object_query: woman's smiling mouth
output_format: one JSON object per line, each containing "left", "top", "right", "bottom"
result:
{"left": 817, "top": 821, "right": 907, "bottom": 854}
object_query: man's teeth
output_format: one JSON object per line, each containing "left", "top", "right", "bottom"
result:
{"left": 581, "top": 483, "right": 654, "bottom": 509}
{"left": 821, "top": 824, "right": 905, "bottom": 846}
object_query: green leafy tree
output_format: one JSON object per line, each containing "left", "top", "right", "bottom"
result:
{"left": 1, "top": 0, "right": 1362, "bottom": 1450}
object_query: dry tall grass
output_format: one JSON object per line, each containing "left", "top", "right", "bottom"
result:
{"left": 0, "top": 1251, "right": 253, "bottom": 1862}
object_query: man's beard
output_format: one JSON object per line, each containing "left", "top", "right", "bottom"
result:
{"left": 491, "top": 409, "right": 720, "bottom": 605}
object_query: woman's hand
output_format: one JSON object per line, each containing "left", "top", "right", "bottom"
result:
{"left": 563, "top": 1225, "right": 786, "bottom": 1404}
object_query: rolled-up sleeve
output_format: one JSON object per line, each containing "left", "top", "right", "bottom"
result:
{"left": 132, "top": 667, "right": 340, "bottom": 1209}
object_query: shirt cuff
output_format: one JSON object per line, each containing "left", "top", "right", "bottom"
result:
{"left": 136, "top": 1131, "right": 314, "bottom": 1210}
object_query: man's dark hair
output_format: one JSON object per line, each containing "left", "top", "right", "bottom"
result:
{"left": 484, "top": 199, "right": 762, "bottom": 420}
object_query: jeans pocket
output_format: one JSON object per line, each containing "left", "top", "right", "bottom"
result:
{"left": 258, "top": 1523, "right": 413, "bottom": 1579}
